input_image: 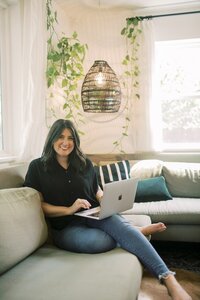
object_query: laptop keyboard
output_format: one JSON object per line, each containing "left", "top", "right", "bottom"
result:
{"left": 89, "top": 211, "right": 100, "bottom": 217}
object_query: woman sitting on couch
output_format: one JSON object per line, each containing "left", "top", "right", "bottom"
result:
{"left": 24, "top": 119, "right": 191, "bottom": 300}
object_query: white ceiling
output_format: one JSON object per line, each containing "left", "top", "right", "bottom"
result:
{"left": 3, "top": 0, "right": 200, "bottom": 12}
{"left": 56, "top": 0, "right": 200, "bottom": 11}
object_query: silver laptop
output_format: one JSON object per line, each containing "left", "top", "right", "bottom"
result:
{"left": 75, "top": 178, "right": 138, "bottom": 220}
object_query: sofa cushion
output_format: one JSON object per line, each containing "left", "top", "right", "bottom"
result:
{"left": 0, "top": 246, "right": 142, "bottom": 300}
{"left": 135, "top": 176, "right": 172, "bottom": 203}
{"left": 0, "top": 163, "right": 29, "bottom": 189}
{"left": 0, "top": 187, "right": 48, "bottom": 275}
{"left": 130, "top": 160, "right": 163, "bottom": 179}
{"left": 94, "top": 160, "right": 130, "bottom": 188}
{"left": 123, "top": 197, "right": 200, "bottom": 225}
{"left": 163, "top": 162, "right": 200, "bottom": 198}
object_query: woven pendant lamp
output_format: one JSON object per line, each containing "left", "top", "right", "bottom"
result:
{"left": 81, "top": 60, "right": 121, "bottom": 113}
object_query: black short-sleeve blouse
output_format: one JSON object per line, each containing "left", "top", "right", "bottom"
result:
{"left": 24, "top": 157, "right": 99, "bottom": 229}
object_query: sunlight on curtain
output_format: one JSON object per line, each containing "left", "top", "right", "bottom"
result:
{"left": 133, "top": 19, "right": 162, "bottom": 152}
{"left": 19, "top": 0, "right": 47, "bottom": 161}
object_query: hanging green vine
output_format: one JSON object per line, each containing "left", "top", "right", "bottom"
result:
{"left": 46, "top": 0, "right": 88, "bottom": 131}
{"left": 112, "top": 17, "right": 142, "bottom": 153}
{"left": 121, "top": 17, "right": 142, "bottom": 100}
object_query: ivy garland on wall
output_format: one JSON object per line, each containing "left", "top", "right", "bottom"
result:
{"left": 121, "top": 17, "right": 142, "bottom": 101}
{"left": 46, "top": 0, "right": 88, "bottom": 132}
{"left": 112, "top": 17, "right": 142, "bottom": 153}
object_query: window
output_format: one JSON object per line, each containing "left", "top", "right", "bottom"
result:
{"left": 0, "top": 62, "right": 2, "bottom": 152}
{"left": 155, "top": 39, "right": 200, "bottom": 151}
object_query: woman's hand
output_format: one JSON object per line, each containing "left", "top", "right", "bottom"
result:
{"left": 42, "top": 199, "right": 91, "bottom": 217}
{"left": 70, "top": 198, "right": 91, "bottom": 214}
{"left": 96, "top": 186, "right": 103, "bottom": 202}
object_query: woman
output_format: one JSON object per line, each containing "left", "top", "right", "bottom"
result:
{"left": 24, "top": 119, "right": 191, "bottom": 300}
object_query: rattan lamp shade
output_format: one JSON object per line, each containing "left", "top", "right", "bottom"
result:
{"left": 81, "top": 60, "right": 121, "bottom": 113}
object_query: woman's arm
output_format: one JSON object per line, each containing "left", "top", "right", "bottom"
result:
{"left": 40, "top": 195, "right": 91, "bottom": 218}
{"left": 41, "top": 202, "right": 72, "bottom": 217}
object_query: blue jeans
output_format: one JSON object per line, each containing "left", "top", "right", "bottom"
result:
{"left": 52, "top": 214, "right": 174, "bottom": 280}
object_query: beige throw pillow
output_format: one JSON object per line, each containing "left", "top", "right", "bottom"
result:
{"left": 130, "top": 160, "right": 163, "bottom": 179}
{"left": 163, "top": 162, "right": 200, "bottom": 198}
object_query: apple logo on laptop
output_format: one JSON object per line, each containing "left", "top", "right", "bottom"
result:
{"left": 118, "top": 195, "right": 122, "bottom": 201}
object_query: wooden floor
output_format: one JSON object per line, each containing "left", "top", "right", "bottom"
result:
{"left": 138, "top": 268, "right": 200, "bottom": 300}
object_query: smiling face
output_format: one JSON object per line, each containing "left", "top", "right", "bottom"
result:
{"left": 53, "top": 128, "right": 75, "bottom": 161}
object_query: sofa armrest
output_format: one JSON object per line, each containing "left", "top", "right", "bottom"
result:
{"left": 0, "top": 187, "right": 48, "bottom": 274}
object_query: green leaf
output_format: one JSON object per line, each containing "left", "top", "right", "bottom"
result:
{"left": 69, "top": 85, "right": 77, "bottom": 91}
{"left": 121, "top": 27, "right": 126, "bottom": 35}
{"left": 52, "top": 53, "right": 61, "bottom": 62}
{"left": 122, "top": 59, "right": 128, "bottom": 65}
{"left": 127, "top": 19, "right": 133, "bottom": 26}
{"left": 76, "top": 63, "right": 83, "bottom": 71}
{"left": 78, "top": 130, "right": 85, "bottom": 135}
{"left": 128, "top": 28, "right": 134, "bottom": 36}
{"left": 65, "top": 113, "right": 73, "bottom": 119}
{"left": 132, "top": 18, "right": 139, "bottom": 26}
{"left": 125, "top": 71, "right": 131, "bottom": 76}
{"left": 62, "top": 79, "right": 68, "bottom": 87}
{"left": 47, "top": 78, "right": 52, "bottom": 88}
{"left": 64, "top": 89, "right": 69, "bottom": 96}
{"left": 120, "top": 150, "right": 126, "bottom": 154}
{"left": 72, "top": 31, "right": 78, "bottom": 39}
{"left": 135, "top": 94, "right": 140, "bottom": 99}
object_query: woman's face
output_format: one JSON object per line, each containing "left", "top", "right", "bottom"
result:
{"left": 53, "top": 128, "right": 75, "bottom": 159}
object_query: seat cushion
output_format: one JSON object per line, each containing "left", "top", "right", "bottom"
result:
{"left": 0, "top": 245, "right": 142, "bottom": 300}
{"left": 123, "top": 198, "right": 200, "bottom": 225}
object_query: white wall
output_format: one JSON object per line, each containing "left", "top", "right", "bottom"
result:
{"left": 51, "top": 2, "right": 200, "bottom": 154}
{"left": 49, "top": 4, "right": 135, "bottom": 154}
{"left": 155, "top": 13, "right": 200, "bottom": 41}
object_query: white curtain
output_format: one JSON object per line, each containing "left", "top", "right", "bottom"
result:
{"left": 0, "top": 0, "right": 47, "bottom": 162}
{"left": 132, "top": 19, "right": 162, "bottom": 152}
{"left": 19, "top": 0, "right": 47, "bottom": 161}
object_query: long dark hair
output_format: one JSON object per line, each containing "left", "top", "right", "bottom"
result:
{"left": 41, "top": 119, "right": 86, "bottom": 172}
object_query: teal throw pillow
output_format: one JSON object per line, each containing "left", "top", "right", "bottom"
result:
{"left": 135, "top": 176, "right": 173, "bottom": 203}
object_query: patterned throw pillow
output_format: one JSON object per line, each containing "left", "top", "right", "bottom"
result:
{"left": 94, "top": 160, "right": 130, "bottom": 189}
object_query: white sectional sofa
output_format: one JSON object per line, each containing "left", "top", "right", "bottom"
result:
{"left": 86, "top": 154, "right": 200, "bottom": 243}
{"left": 90, "top": 155, "right": 200, "bottom": 243}
{"left": 0, "top": 155, "right": 200, "bottom": 300}
{"left": 124, "top": 159, "right": 200, "bottom": 242}
{"left": 0, "top": 162, "right": 150, "bottom": 300}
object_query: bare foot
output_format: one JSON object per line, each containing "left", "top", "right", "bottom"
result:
{"left": 164, "top": 274, "right": 192, "bottom": 300}
{"left": 140, "top": 222, "right": 167, "bottom": 236}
